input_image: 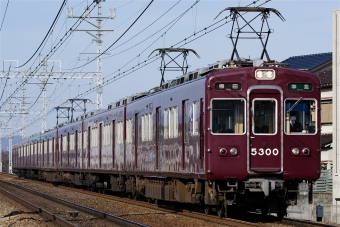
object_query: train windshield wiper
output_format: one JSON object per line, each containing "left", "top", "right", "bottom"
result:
{"left": 288, "top": 97, "right": 303, "bottom": 112}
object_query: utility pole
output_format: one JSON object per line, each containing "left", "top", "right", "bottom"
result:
{"left": 67, "top": 0, "right": 115, "bottom": 109}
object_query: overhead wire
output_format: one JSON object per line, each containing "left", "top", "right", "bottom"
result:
{"left": 15, "top": 0, "right": 270, "bottom": 135}
{"left": 78, "top": 0, "right": 264, "bottom": 95}
{"left": 70, "top": 0, "right": 155, "bottom": 70}
{"left": 0, "top": 1, "right": 98, "bottom": 110}
{"left": 69, "top": 0, "right": 183, "bottom": 71}
{"left": 1, "top": 1, "right": 99, "bottom": 134}
{"left": 0, "top": 0, "right": 9, "bottom": 32}
{"left": 0, "top": 66, "right": 11, "bottom": 103}
{"left": 16, "top": 0, "right": 68, "bottom": 68}
{"left": 26, "top": 66, "right": 53, "bottom": 110}
{"left": 103, "top": 0, "right": 189, "bottom": 60}
{"left": 74, "top": 0, "right": 199, "bottom": 80}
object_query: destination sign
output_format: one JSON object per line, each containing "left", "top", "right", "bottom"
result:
{"left": 288, "top": 83, "right": 313, "bottom": 91}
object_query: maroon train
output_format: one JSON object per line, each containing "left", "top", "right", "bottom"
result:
{"left": 12, "top": 59, "right": 320, "bottom": 218}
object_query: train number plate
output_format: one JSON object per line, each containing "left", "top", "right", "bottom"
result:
{"left": 251, "top": 148, "right": 279, "bottom": 156}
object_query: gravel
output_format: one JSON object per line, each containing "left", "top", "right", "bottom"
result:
{"left": 0, "top": 191, "right": 58, "bottom": 227}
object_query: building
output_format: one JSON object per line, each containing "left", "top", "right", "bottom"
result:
{"left": 282, "top": 52, "right": 333, "bottom": 169}
{"left": 282, "top": 52, "right": 333, "bottom": 222}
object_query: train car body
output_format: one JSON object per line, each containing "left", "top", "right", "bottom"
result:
{"left": 12, "top": 60, "right": 321, "bottom": 218}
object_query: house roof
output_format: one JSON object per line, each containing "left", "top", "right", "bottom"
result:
{"left": 321, "top": 133, "right": 332, "bottom": 148}
{"left": 281, "top": 52, "right": 332, "bottom": 71}
{"left": 316, "top": 68, "right": 332, "bottom": 88}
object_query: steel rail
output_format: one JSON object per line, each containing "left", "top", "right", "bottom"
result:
{"left": 0, "top": 186, "right": 77, "bottom": 227}
{"left": 3, "top": 174, "right": 338, "bottom": 227}
{"left": 0, "top": 179, "right": 149, "bottom": 227}
{"left": 55, "top": 184, "right": 260, "bottom": 227}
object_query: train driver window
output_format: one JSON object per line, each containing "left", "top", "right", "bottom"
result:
{"left": 211, "top": 99, "right": 245, "bottom": 134}
{"left": 253, "top": 99, "right": 277, "bottom": 135}
{"left": 285, "top": 99, "right": 317, "bottom": 134}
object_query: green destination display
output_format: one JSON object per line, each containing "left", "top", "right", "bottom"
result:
{"left": 288, "top": 83, "right": 313, "bottom": 91}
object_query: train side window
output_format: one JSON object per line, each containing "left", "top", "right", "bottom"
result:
{"left": 44, "top": 140, "right": 48, "bottom": 166}
{"left": 70, "top": 134, "right": 75, "bottom": 151}
{"left": 103, "top": 124, "right": 109, "bottom": 146}
{"left": 78, "top": 131, "right": 81, "bottom": 150}
{"left": 48, "top": 139, "right": 54, "bottom": 167}
{"left": 117, "top": 121, "right": 123, "bottom": 144}
{"left": 63, "top": 135, "right": 67, "bottom": 167}
{"left": 92, "top": 127, "right": 98, "bottom": 148}
{"left": 211, "top": 99, "right": 245, "bottom": 134}
{"left": 63, "top": 135, "right": 67, "bottom": 153}
{"left": 192, "top": 101, "right": 199, "bottom": 136}
{"left": 30, "top": 143, "right": 33, "bottom": 165}
{"left": 253, "top": 99, "right": 277, "bottom": 135}
{"left": 126, "top": 118, "right": 133, "bottom": 143}
{"left": 184, "top": 101, "right": 190, "bottom": 142}
{"left": 83, "top": 131, "right": 87, "bottom": 149}
{"left": 172, "top": 107, "right": 178, "bottom": 138}
{"left": 285, "top": 99, "right": 317, "bottom": 135}
{"left": 169, "top": 108, "right": 177, "bottom": 138}
{"left": 164, "top": 109, "right": 169, "bottom": 139}
{"left": 163, "top": 106, "right": 178, "bottom": 139}
{"left": 149, "top": 113, "right": 154, "bottom": 140}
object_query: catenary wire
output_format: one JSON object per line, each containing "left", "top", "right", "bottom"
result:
{"left": 16, "top": 0, "right": 68, "bottom": 68}
{"left": 0, "top": 1, "right": 98, "bottom": 110}
{"left": 0, "top": 0, "right": 9, "bottom": 32}
{"left": 14, "top": 0, "right": 270, "bottom": 135}
{"left": 70, "top": 0, "right": 155, "bottom": 70}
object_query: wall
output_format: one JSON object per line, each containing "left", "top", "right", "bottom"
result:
{"left": 287, "top": 193, "right": 333, "bottom": 222}
{"left": 333, "top": 9, "right": 340, "bottom": 206}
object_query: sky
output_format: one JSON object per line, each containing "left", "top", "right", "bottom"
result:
{"left": 0, "top": 0, "right": 339, "bottom": 138}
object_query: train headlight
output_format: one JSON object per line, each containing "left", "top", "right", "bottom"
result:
{"left": 266, "top": 71, "right": 274, "bottom": 79}
{"left": 291, "top": 148, "right": 300, "bottom": 156}
{"left": 219, "top": 148, "right": 227, "bottom": 156}
{"left": 230, "top": 148, "right": 238, "bottom": 156}
{"left": 302, "top": 148, "right": 310, "bottom": 156}
{"left": 255, "top": 69, "right": 275, "bottom": 80}
{"left": 256, "top": 71, "right": 263, "bottom": 78}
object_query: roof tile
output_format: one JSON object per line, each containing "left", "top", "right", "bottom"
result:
{"left": 316, "top": 69, "right": 332, "bottom": 87}
{"left": 282, "top": 52, "right": 332, "bottom": 71}
{"left": 321, "top": 133, "right": 332, "bottom": 147}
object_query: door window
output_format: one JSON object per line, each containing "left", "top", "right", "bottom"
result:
{"left": 253, "top": 99, "right": 277, "bottom": 134}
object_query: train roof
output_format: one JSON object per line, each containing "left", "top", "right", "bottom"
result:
{"left": 23, "top": 58, "right": 286, "bottom": 142}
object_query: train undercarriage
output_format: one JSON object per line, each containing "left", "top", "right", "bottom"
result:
{"left": 15, "top": 169, "right": 302, "bottom": 219}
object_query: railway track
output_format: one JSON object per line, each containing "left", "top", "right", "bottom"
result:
{"left": 0, "top": 178, "right": 148, "bottom": 227}
{"left": 1, "top": 173, "right": 338, "bottom": 227}
{"left": 0, "top": 173, "right": 259, "bottom": 227}
{"left": 49, "top": 184, "right": 260, "bottom": 227}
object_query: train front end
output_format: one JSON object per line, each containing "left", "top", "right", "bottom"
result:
{"left": 204, "top": 65, "right": 320, "bottom": 217}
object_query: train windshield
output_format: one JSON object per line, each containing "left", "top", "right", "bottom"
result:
{"left": 211, "top": 99, "right": 245, "bottom": 134}
{"left": 285, "top": 99, "right": 317, "bottom": 134}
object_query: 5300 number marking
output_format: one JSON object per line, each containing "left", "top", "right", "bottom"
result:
{"left": 251, "top": 148, "right": 279, "bottom": 156}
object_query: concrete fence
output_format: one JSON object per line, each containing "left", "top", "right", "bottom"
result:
{"left": 287, "top": 193, "right": 337, "bottom": 223}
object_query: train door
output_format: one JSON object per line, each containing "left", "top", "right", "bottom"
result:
{"left": 248, "top": 87, "right": 282, "bottom": 173}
